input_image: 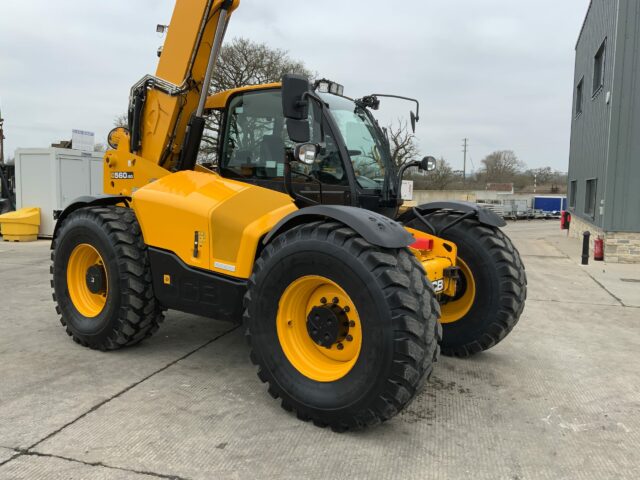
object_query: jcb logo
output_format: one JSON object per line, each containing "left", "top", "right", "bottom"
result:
{"left": 432, "top": 279, "right": 444, "bottom": 292}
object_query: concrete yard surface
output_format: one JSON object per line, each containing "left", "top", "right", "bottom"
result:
{"left": 0, "top": 221, "right": 638, "bottom": 479}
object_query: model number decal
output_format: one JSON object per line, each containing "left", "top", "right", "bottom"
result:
{"left": 432, "top": 279, "right": 444, "bottom": 292}
{"left": 111, "top": 171, "right": 134, "bottom": 179}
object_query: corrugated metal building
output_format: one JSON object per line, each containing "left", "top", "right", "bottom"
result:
{"left": 568, "top": 0, "right": 640, "bottom": 263}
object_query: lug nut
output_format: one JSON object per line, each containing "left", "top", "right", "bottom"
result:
{"left": 337, "top": 343, "right": 344, "bottom": 350}
{"left": 332, "top": 297, "right": 339, "bottom": 304}
{"left": 346, "top": 335, "right": 353, "bottom": 342}
{"left": 320, "top": 297, "right": 327, "bottom": 304}
{"left": 344, "top": 306, "right": 350, "bottom": 313}
{"left": 349, "top": 321, "right": 356, "bottom": 328}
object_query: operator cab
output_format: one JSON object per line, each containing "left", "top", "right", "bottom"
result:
{"left": 209, "top": 76, "right": 432, "bottom": 218}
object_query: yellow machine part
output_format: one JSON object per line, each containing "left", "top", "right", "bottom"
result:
{"left": 204, "top": 83, "right": 281, "bottom": 111}
{"left": 131, "top": 170, "right": 297, "bottom": 278}
{"left": 139, "top": 0, "right": 240, "bottom": 170}
{"left": 0, "top": 207, "right": 41, "bottom": 242}
{"left": 406, "top": 226, "right": 457, "bottom": 297}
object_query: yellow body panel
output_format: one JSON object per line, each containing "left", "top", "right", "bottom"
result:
{"left": 131, "top": 170, "right": 296, "bottom": 278}
{"left": 406, "top": 227, "right": 458, "bottom": 297}
{"left": 204, "top": 82, "right": 281, "bottom": 111}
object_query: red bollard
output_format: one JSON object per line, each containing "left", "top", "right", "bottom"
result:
{"left": 560, "top": 211, "right": 571, "bottom": 230}
{"left": 594, "top": 236, "right": 604, "bottom": 261}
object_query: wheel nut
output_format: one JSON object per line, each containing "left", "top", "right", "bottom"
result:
{"left": 332, "top": 297, "right": 339, "bottom": 304}
{"left": 337, "top": 343, "right": 344, "bottom": 350}
{"left": 320, "top": 297, "right": 327, "bottom": 304}
{"left": 346, "top": 335, "right": 353, "bottom": 342}
{"left": 344, "top": 306, "right": 350, "bottom": 313}
{"left": 349, "top": 321, "right": 356, "bottom": 328}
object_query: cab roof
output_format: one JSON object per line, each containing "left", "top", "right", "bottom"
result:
{"left": 204, "top": 83, "right": 281, "bottom": 112}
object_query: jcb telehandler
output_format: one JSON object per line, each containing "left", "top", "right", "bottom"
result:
{"left": 51, "top": 0, "right": 526, "bottom": 431}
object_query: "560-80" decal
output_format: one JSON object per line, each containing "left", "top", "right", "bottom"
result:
{"left": 111, "top": 171, "right": 134, "bottom": 180}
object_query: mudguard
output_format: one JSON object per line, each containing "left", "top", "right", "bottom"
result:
{"left": 263, "top": 205, "right": 415, "bottom": 249}
{"left": 52, "top": 195, "right": 130, "bottom": 239}
{"left": 398, "top": 200, "right": 506, "bottom": 228}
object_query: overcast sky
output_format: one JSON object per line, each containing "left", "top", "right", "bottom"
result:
{"left": 0, "top": 0, "right": 588, "bottom": 172}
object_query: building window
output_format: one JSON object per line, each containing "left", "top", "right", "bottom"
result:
{"left": 575, "top": 78, "right": 584, "bottom": 116}
{"left": 584, "top": 178, "right": 597, "bottom": 217}
{"left": 569, "top": 180, "right": 577, "bottom": 209}
{"left": 593, "top": 39, "right": 606, "bottom": 95}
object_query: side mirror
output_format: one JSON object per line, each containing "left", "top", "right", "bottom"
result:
{"left": 282, "top": 74, "right": 311, "bottom": 143}
{"left": 420, "top": 156, "right": 437, "bottom": 171}
{"left": 293, "top": 143, "right": 319, "bottom": 165}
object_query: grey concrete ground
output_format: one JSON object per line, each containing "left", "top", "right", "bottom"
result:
{"left": 0, "top": 221, "right": 638, "bottom": 479}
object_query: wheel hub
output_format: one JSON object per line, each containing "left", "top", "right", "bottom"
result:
{"left": 306, "top": 304, "right": 349, "bottom": 348}
{"left": 85, "top": 265, "right": 106, "bottom": 294}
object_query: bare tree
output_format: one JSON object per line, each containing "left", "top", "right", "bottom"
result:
{"left": 387, "top": 119, "right": 419, "bottom": 169}
{"left": 479, "top": 150, "right": 525, "bottom": 183}
{"left": 201, "top": 37, "right": 313, "bottom": 163}
{"left": 113, "top": 114, "right": 128, "bottom": 129}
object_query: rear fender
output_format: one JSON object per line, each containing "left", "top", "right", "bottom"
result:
{"left": 398, "top": 200, "right": 506, "bottom": 228}
{"left": 52, "top": 195, "right": 130, "bottom": 240}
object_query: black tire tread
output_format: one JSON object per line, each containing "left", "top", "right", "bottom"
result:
{"left": 243, "top": 221, "right": 441, "bottom": 431}
{"left": 51, "top": 206, "right": 164, "bottom": 350}
{"left": 424, "top": 211, "right": 526, "bottom": 357}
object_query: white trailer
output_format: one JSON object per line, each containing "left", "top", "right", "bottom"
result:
{"left": 14, "top": 148, "right": 104, "bottom": 237}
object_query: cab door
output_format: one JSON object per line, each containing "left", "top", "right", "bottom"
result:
{"left": 218, "top": 89, "right": 352, "bottom": 206}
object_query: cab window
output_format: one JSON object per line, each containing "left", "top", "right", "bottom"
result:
{"left": 220, "top": 90, "right": 348, "bottom": 186}
{"left": 221, "top": 90, "right": 285, "bottom": 179}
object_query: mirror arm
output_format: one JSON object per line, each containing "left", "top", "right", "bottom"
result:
{"left": 283, "top": 152, "right": 322, "bottom": 206}
{"left": 396, "top": 160, "right": 421, "bottom": 194}
{"left": 368, "top": 94, "right": 420, "bottom": 122}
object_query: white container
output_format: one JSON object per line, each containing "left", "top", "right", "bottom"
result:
{"left": 14, "top": 148, "right": 104, "bottom": 237}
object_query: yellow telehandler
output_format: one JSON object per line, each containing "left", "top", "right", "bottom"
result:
{"left": 51, "top": 0, "right": 526, "bottom": 431}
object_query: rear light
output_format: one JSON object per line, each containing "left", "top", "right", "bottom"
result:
{"left": 410, "top": 238, "right": 434, "bottom": 251}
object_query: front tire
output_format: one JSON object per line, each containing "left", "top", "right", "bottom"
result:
{"left": 408, "top": 212, "right": 527, "bottom": 357}
{"left": 51, "top": 206, "right": 164, "bottom": 350}
{"left": 244, "top": 221, "right": 440, "bottom": 431}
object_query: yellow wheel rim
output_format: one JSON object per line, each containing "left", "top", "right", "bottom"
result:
{"left": 67, "top": 243, "right": 108, "bottom": 318}
{"left": 440, "top": 258, "right": 476, "bottom": 324}
{"left": 276, "top": 275, "right": 362, "bottom": 382}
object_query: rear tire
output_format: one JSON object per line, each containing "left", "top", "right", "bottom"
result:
{"left": 244, "top": 221, "right": 441, "bottom": 431}
{"left": 408, "top": 212, "right": 527, "bottom": 357}
{"left": 51, "top": 206, "right": 164, "bottom": 350}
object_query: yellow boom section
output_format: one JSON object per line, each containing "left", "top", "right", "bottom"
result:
{"left": 104, "top": 0, "right": 239, "bottom": 196}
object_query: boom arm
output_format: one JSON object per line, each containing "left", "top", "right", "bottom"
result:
{"left": 104, "top": 0, "right": 239, "bottom": 196}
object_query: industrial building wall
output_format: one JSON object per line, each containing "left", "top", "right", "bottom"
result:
{"left": 567, "top": 0, "right": 618, "bottom": 228}
{"left": 605, "top": 0, "right": 640, "bottom": 232}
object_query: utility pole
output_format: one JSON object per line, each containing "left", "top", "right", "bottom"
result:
{"left": 0, "top": 103, "right": 5, "bottom": 165}
{"left": 461, "top": 138, "right": 468, "bottom": 183}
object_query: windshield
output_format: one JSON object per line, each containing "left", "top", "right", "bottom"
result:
{"left": 319, "top": 93, "right": 392, "bottom": 189}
